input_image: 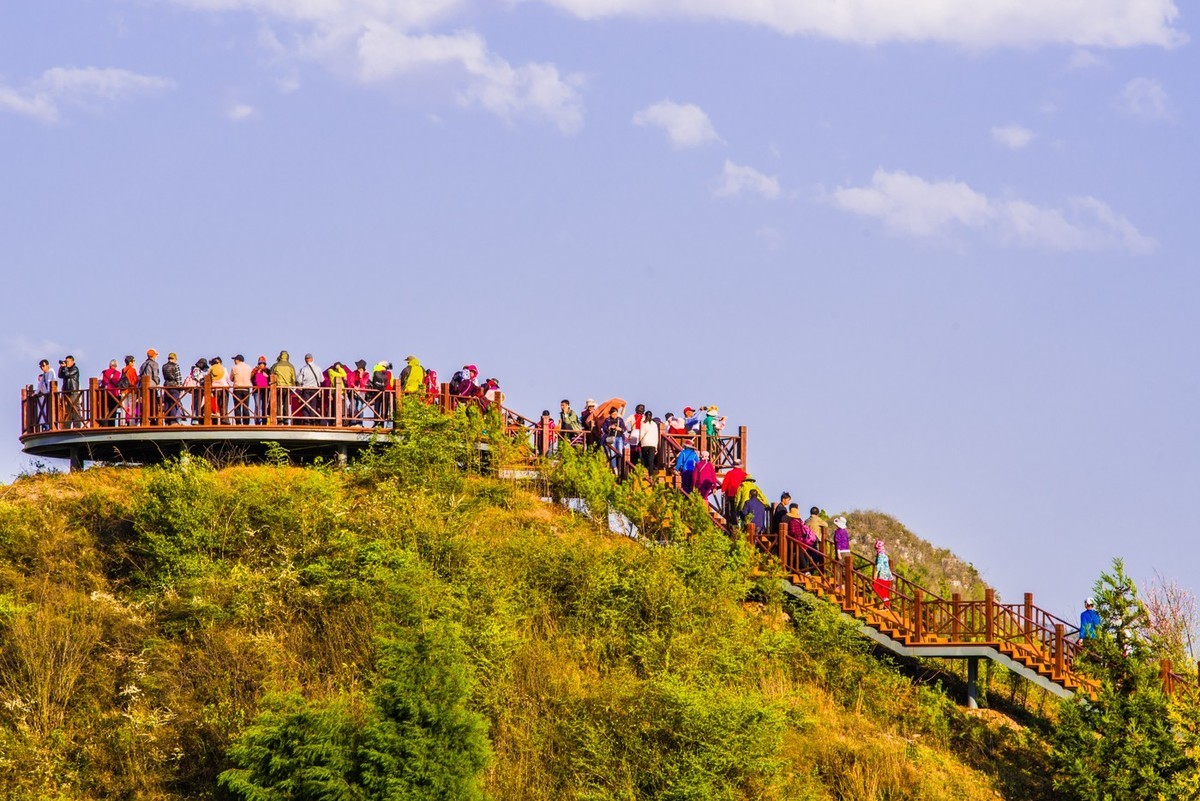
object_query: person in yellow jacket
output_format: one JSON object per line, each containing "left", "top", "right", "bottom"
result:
{"left": 735, "top": 474, "right": 768, "bottom": 512}
{"left": 399, "top": 355, "right": 425, "bottom": 394}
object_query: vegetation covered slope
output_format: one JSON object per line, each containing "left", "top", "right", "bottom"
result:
{"left": 0, "top": 406, "right": 1055, "bottom": 800}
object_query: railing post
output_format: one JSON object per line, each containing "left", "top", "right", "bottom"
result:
{"left": 842, "top": 554, "right": 854, "bottom": 611}
{"left": 746, "top": 522, "right": 756, "bottom": 550}
{"left": 50, "top": 381, "right": 59, "bottom": 430}
{"left": 952, "top": 593, "right": 962, "bottom": 642}
{"left": 140, "top": 375, "right": 152, "bottom": 427}
{"left": 699, "top": 428, "right": 707, "bottom": 460}
{"left": 20, "top": 386, "right": 28, "bottom": 434}
{"left": 393, "top": 383, "right": 403, "bottom": 424}
{"left": 203, "top": 374, "right": 213, "bottom": 426}
{"left": 985, "top": 588, "right": 996, "bottom": 643}
{"left": 777, "top": 522, "right": 788, "bottom": 570}
{"left": 738, "top": 425, "right": 747, "bottom": 470}
{"left": 88, "top": 377, "right": 100, "bottom": 429}
{"left": 912, "top": 589, "right": 923, "bottom": 644}
{"left": 1023, "top": 592, "right": 1034, "bottom": 643}
{"left": 335, "top": 384, "right": 344, "bottom": 427}
{"left": 268, "top": 375, "right": 278, "bottom": 426}
{"left": 1053, "top": 624, "right": 1065, "bottom": 680}
{"left": 440, "top": 382, "right": 451, "bottom": 414}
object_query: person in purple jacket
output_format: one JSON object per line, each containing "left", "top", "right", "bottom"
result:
{"left": 833, "top": 516, "right": 851, "bottom": 559}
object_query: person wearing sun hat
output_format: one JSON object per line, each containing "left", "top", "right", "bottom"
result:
{"left": 832, "top": 516, "right": 851, "bottom": 559}
{"left": 581, "top": 398, "right": 599, "bottom": 447}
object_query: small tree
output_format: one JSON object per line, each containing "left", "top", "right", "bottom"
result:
{"left": 1050, "top": 558, "right": 1193, "bottom": 798}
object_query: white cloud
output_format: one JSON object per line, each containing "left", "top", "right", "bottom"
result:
{"left": 991, "top": 124, "right": 1036, "bottom": 149}
{"left": 533, "top": 0, "right": 1185, "bottom": 48}
{"left": 3, "top": 337, "right": 83, "bottom": 367}
{"left": 1116, "top": 77, "right": 1171, "bottom": 120}
{"left": 227, "top": 103, "right": 256, "bottom": 120}
{"left": 0, "top": 66, "right": 174, "bottom": 123}
{"left": 714, "top": 160, "right": 780, "bottom": 200}
{"left": 632, "top": 99, "right": 720, "bottom": 148}
{"left": 172, "top": 0, "right": 584, "bottom": 133}
{"left": 831, "top": 168, "right": 1155, "bottom": 254}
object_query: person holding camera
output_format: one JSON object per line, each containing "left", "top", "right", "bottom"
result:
{"left": 57, "top": 355, "right": 81, "bottom": 428}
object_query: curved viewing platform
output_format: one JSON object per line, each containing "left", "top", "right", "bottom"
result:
{"left": 19, "top": 377, "right": 748, "bottom": 473}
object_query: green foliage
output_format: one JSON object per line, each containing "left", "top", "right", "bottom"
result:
{"left": 220, "top": 693, "right": 366, "bottom": 801}
{"left": 1050, "top": 558, "right": 1200, "bottom": 798}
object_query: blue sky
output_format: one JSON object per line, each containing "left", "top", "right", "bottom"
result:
{"left": 1, "top": 0, "right": 1195, "bottom": 618}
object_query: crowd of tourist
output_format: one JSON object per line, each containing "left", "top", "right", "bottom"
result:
{"left": 29, "top": 351, "right": 505, "bottom": 429}
{"left": 30, "top": 349, "right": 896, "bottom": 609}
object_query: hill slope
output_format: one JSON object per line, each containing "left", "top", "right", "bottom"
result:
{"left": 0, "top": 420, "right": 1052, "bottom": 799}
{"left": 844, "top": 509, "right": 989, "bottom": 600}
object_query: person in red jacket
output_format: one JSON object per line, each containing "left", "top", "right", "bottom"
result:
{"left": 720, "top": 459, "right": 747, "bottom": 527}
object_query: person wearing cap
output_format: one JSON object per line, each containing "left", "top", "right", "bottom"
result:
{"left": 370, "top": 361, "right": 394, "bottom": 424}
{"left": 138, "top": 349, "right": 161, "bottom": 427}
{"left": 229, "top": 355, "right": 253, "bottom": 425}
{"left": 1080, "top": 598, "right": 1102, "bottom": 640}
{"left": 580, "top": 398, "right": 599, "bottom": 447}
{"left": 295, "top": 354, "right": 321, "bottom": 422}
{"left": 683, "top": 406, "right": 704, "bottom": 433}
{"left": 703, "top": 405, "right": 726, "bottom": 461}
{"left": 734, "top": 474, "right": 767, "bottom": 516}
{"left": 162, "top": 352, "right": 184, "bottom": 424}
{"left": 270, "top": 351, "right": 297, "bottom": 424}
{"left": 251, "top": 356, "right": 271, "bottom": 424}
{"left": 120, "top": 355, "right": 140, "bottom": 425}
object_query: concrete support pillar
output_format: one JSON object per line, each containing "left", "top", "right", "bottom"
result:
{"left": 966, "top": 657, "right": 980, "bottom": 709}
{"left": 69, "top": 447, "right": 84, "bottom": 472}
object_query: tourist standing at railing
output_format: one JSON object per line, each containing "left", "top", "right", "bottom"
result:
{"left": 675, "top": 441, "right": 698, "bottom": 494}
{"left": 346, "top": 360, "right": 369, "bottom": 423}
{"left": 481, "top": 378, "right": 503, "bottom": 406}
{"left": 184, "top": 358, "right": 208, "bottom": 422}
{"left": 807, "top": 507, "right": 829, "bottom": 551}
{"left": 720, "top": 460, "right": 747, "bottom": 528}
{"left": 163, "top": 353, "right": 184, "bottom": 425}
{"left": 770, "top": 492, "right": 791, "bottom": 538}
{"left": 139, "top": 349, "right": 162, "bottom": 424}
{"left": 422, "top": 368, "right": 439, "bottom": 405}
{"left": 1080, "top": 598, "right": 1102, "bottom": 641}
{"left": 296, "top": 354, "right": 321, "bottom": 423}
{"left": 120, "top": 355, "right": 140, "bottom": 425}
{"left": 271, "top": 351, "right": 296, "bottom": 424}
{"left": 601, "top": 406, "right": 626, "bottom": 470}
{"left": 230, "top": 355, "right": 253, "bottom": 425}
{"left": 399, "top": 355, "right": 424, "bottom": 395}
{"left": 250, "top": 357, "right": 271, "bottom": 424}
{"left": 683, "top": 406, "right": 703, "bottom": 433}
{"left": 322, "top": 361, "right": 348, "bottom": 424}
{"left": 537, "top": 410, "right": 558, "bottom": 454}
{"left": 638, "top": 412, "right": 659, "bottom": 470}
{"left": 741, "top": 489, "right": 769, "bottom": 533}
{"left": 209, "top": 357, "right": 231, "bottom": 423}
{"left": 371, "top": 361, "right": 393, "bottom": 423}
{"left": 625, "top": 404, "right": 647, "bottom": 466}
{"left": 559, "top": 399, "right": 581, "bottom": 443}
{"left": 703, "top": 406, "right": 725, "bottom": 460}
{"left": 580, "top": 399, "right": 599, "bottom": 446}
{"left": 873, "top": 540, "right": 893, "bottom": 610}
{"left": 449, "top": 364, "right": 478, "bottom": 399}
{"left": 35, "top": 360, "right": 54, "bottom": 430}
{"left": 100, "top": 359, "right": 123, "bottom": 426}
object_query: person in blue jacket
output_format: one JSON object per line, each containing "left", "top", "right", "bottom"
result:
{"left": 675, "top": 442, "right": 699, "bottom": 494}
{"left": 1080, "top": 598, "right": 1102, "bottom": 640}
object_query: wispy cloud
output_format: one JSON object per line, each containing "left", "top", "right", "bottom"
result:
{"left": 534, "top": 0, "right": 1185, "bottom": 48}
{"left": 1067, "top": 49, "right": 1105, "bottom": 70}
{"left": 632, "top": 99, "right": 721, "bottom": 148}
{"left": 227, "top": 103, "right": 256, "bottom": 120}
{"left": 1116, "top": 77, "right": 1171, "bottom": 121}
{"left": 714, "top": 160, "right": 781, "bottom": 200}
{"left": 831, "top": 168, "right": 1155, "bottom": 254}
{"left": 3, "top": 336, "right": 82, "bottom": 366}
{"left": 0, "top": 66, "right": 174, "bottom": 123}
{"left": 172, "top": 0, "right": 585, "bottom": 133}
{"left": 991, "top": 124, "right": 1036, "bottom": 149}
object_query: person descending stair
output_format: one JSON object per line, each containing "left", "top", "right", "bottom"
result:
{"left": 873, "top": 540, "right": 893, "bottom": 610}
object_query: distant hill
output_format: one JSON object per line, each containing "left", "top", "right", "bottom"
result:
{"left": 842, "top": 509, "right": 989, "bottom": 601}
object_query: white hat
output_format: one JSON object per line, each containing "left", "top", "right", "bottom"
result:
{"left": 585, "top": 398, "right": 596, "bottom": 406}
{"left": 833, "top": 516, "right": 848, "bottom": 528}
{"left": 1085, "top": 597, "right": 1095, "bottom": 607}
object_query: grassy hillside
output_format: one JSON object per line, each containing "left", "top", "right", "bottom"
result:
{"left": 0, "top": 404, "right": 1054, "bottom": 800}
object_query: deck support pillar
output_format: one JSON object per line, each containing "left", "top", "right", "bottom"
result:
{"left": 69, "top": 446, "right": 84, "bottom": 472}
{"left": 966, "top": 657, "right": 980, "bottom": 709}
